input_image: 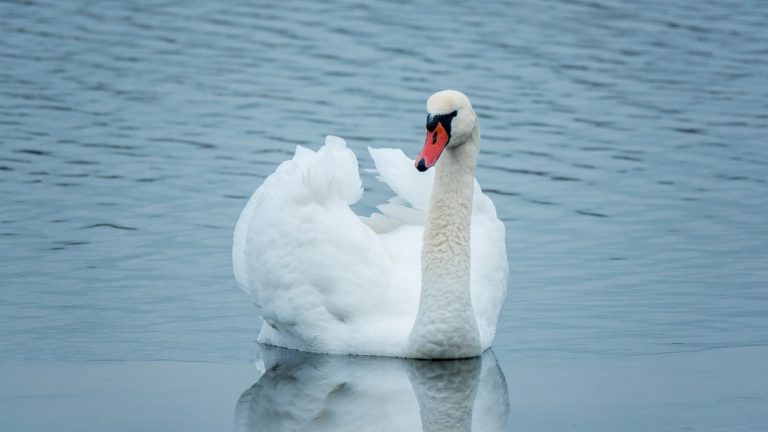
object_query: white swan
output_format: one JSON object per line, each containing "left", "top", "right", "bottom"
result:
{"left": 233, "top": 90, "right": 507, "bottom": 359}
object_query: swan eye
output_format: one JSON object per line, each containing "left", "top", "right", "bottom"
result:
{"left": 426, "top": 110, "right": 458, "bottom": 136}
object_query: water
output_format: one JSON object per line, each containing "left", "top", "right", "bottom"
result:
{"left": 1, "top": 0, "right": 767, "bottom": 430}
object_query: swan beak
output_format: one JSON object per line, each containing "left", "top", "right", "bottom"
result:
{"left": 415, "top": 122, "right": 450, "bottom": 172}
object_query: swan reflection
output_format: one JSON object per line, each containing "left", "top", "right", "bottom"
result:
{"left": 235, "top": 347, "right": 509, "bottom": 432}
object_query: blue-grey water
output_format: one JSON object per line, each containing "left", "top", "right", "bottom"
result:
{"left": 1, "top": 0, "right": 767, "bottom": 430}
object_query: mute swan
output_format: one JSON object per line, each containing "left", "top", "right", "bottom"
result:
{"left": 233, "top": 90, "right": 507, "bottom": 359}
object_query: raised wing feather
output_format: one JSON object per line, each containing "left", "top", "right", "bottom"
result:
{"left": 233, "top": 137, "right": 393, "bottom": 353}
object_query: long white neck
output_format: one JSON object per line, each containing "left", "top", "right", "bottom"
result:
{"left": 408, "top": 127, "right": 481, "bottom": 359}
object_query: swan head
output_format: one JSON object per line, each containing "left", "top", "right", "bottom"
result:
{"left": 415, "top": 90, "right": 478, "bottom": 172}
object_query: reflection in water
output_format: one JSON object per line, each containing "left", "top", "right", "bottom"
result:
{"left": 234, "top": 347, "right": 509, "bottom": 431}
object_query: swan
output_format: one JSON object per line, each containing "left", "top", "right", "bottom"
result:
{"left": 233, "top": 90, "right": 507, "bottom": 359}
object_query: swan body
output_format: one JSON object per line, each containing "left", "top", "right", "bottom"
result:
{"left": 233, "top": 90, "right": 507, "bottom": 358}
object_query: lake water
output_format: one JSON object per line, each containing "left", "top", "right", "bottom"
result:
{"left": 1, "top": 0, "right": 767, "bottom": 430}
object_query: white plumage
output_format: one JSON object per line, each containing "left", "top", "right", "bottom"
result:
{"left": 233, "top": 91, "right": 508, "bottom": 358}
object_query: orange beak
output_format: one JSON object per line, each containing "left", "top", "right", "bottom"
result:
{"left": 415, "top": 122, "right": 450, "bottom": 172}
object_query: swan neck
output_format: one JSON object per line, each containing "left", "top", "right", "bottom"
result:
{"left": 409, "top": 129, "right": 481, "bottom": 359}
